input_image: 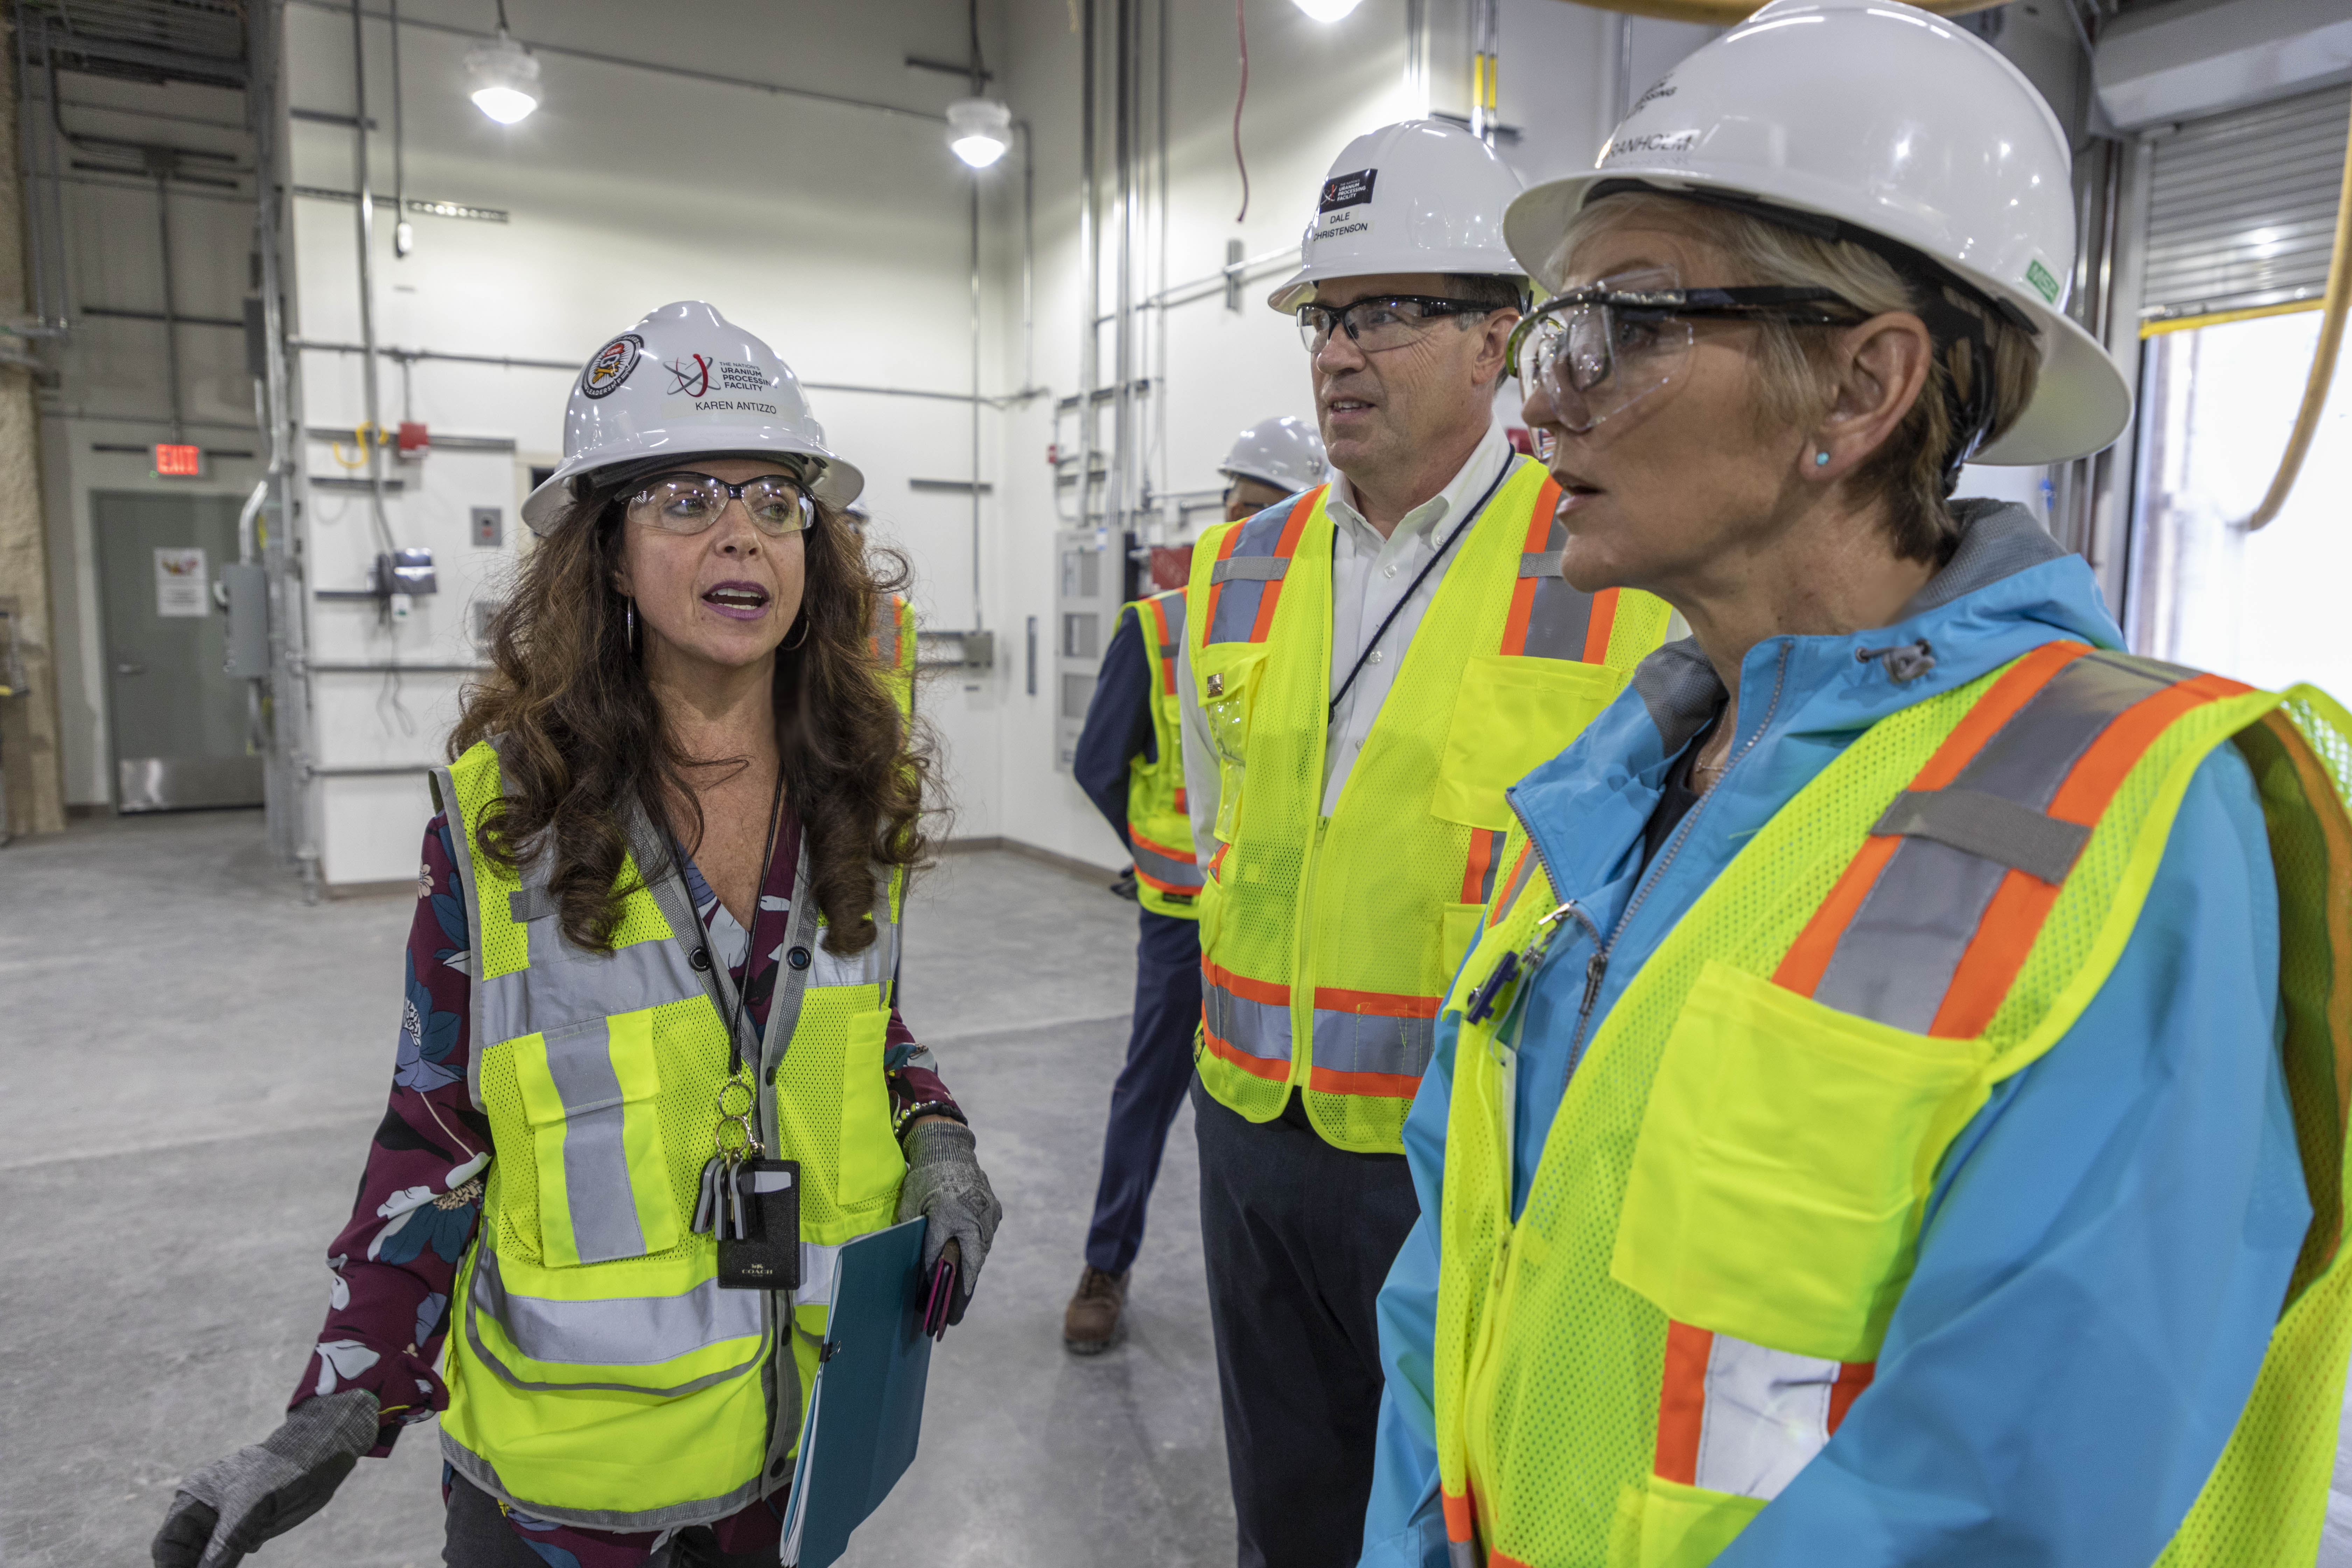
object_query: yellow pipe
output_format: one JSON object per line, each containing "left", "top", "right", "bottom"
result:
{"left": 2141, "top": 299, "right": 2324, "bottom": 340}
{"left": 1552, "top": 0, "right": 2000, "bottom": 23}
{"left": 2248, "top": 86, "right": 2352, "bottom": 531}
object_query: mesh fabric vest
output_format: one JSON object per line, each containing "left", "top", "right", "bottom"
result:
{"left": 1128, "top": 587, "right": 1203, "bottom": 921}
{"left": 430, "top": 739, "right": 909, "bottom": 1530}
{"left": 1429, "top": 646, "right": 2352, "bottom": 1568}
{"left": 1186, "top": 463, "right": 1671, "bottom": 1154}
{"left": 872, "top": 592, "right": 918, "bottom": 717}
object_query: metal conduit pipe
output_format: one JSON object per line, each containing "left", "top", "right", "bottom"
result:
{"left": 1078, "top": 0, "right": 1099, "bottom": 535}
{"left": 348, "top": 0, "right": 397, "bottom": 560}
{"left": 151, "top": 165, "right": 183, "bottom": 438}
{"left": 2247, "top": 89, "right": 2352, "bottom": 530}
{"left": 1112, "top": 0, "right": 1135, "bottom": 552}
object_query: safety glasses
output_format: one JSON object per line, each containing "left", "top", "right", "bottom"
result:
{"left": 625, "top": 472, "right": 812, "bottom": 538}
{"left": 1296, "top": 294, "right": 1505, "bottom": 356}
{"left": 1508, "top": 268, "right": 1858, "bottom": 443}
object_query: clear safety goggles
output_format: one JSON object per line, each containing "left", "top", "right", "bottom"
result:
{"left": 1296, "top": 294, "right": 1505, "bottom": 356}
{"left": 625, "top": 471, "right": 812, "bottom": 538}
{"left": 1507, "top": 268, "right": 1857, "bottom": 447}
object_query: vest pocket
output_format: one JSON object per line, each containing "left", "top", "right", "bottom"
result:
{"left": 1441, "top": 902, "right": 1486, "bottom": 987}
{"left": 1197, "top": 644, "right": 1270, "bottom": 844}
{"left": 510, "top": 1011, "right": 681, "bottom": 1268}
{"left": 1606, "top": 1476, "right": 1765, "bottom": 1568}
{"left": 836, "top": 1007, "right": 905, "bottom": 1212}
{"left": 1610, "top": 960, "right": 1990, "bottom": 1362}
{"left": 1432, "top": 656, "right": 1624, "bottom": 830}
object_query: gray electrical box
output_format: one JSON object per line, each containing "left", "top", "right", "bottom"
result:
{"left": 221, "top": 561, "right": 269, "bottom": 678}
{"left": 1054, "top": 527, "right": 1115, "bottom": 771}
{"left": 472, "top": 506, "right": 503, "bottom": 548}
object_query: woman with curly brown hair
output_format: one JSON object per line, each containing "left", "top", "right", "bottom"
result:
{"left": 156, "top": 302, "right": 1001, "bottom": 1568}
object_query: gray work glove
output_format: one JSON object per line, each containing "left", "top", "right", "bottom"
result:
{"left": 152, "top": 1388, "right": 380, "bottom": 1568}
{"left": 896, "top": 1120, "right": 1002, "bottom": 1325}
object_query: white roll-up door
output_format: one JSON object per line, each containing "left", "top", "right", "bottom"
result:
{"left": 2141, "top": 84, "right": 2349, "bottom": 328}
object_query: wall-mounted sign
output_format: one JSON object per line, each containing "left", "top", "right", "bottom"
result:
{"left": 152, "top": 442, "right": 204, "bottom": 478}
{"left": 155, "top": 547, "right": 208, "bottom": 617}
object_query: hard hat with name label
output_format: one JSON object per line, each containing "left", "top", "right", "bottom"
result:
{"left": 1219, "top": 415, "right": 1328, "bottom": 494}
{"left": 520, "top": 300, "right": 864, "bottom": 534}
{"left": 1266, "top": 119, "right": 1527, "bottom": 314}
{"left": 1502, "top": 0, "right": 2128, "bottom": 465}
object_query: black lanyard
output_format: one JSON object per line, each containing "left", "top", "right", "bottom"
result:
{"left": 1328, "top": 456, "right": 1518, "bottom": 719}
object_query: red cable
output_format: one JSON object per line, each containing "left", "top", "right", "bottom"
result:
{"left": 1233, "top": 0, "right": 1251, "bottom": 223}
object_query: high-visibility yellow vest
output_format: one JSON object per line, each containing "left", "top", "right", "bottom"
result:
{"left": 873, "top": 592, "right": 917, "bottom": 715}
{"left": 1126, "top": 587, "right": 1202, "bottom": 922}
{"left": 429, "top": 738, "right": 908, "bottom": 1531}
{"left": 1432, "top": 643, "right": 2352, "bottom": 1568}
{"left": 1185, "top": 462, "right": 1672, "bottom": 1154}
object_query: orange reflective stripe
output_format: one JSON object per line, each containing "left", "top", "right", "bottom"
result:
{"left": 1248, "top": 486, "right": 1320, "bottom": 644}
{"left": 1461, "top": 827, "right": 1505, "bottom": 906}
{"left": 1827, "top": 1358, "right": 1874, "bottom": 1434}
{"left": 1204, "top": 1029, "right": 1292, "bottom": 1083}
{"left": 1926, "top": 670, "right": 2249, "bottom": 1039}
{"left": 1312, "top": 984, "right": 1440, "bottom": 1018}
{"left": 1652, "top": 1319, "right": 1713, "bottom": 1486}
{"left": 1143, "top": 597, "right": 1178, "bottom": 695}
{"left": 1207, "top": 960, "right": 1288, "bottom": 1008}
{"left": 1497, "top": 482, "right": 1560, "bottom": 658}
{"left": 1579, "top": 588, "right": 1618, "bottom": 665}
{"left": 1202, "top": 522, "right": 1247, "bottom": 643}
{"left": 1774, "top": 640, "right": 2091, "bottom": 997}
{"left": 1130, "top": 824, "right": 1197, "bottom": 870}
{"left": 1441, "top": 1487, "right": 1476, "bottom": 1543}
{"left": 1305, "top": 1064, "right": 1426, "bottom": 1098}
{"left": 1489, "top": 843, "right": 1535, "bottom": 927}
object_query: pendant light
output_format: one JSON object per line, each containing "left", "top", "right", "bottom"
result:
{"left": 467, "top": 0, "right": 540, "bottom": 125}
{"left": 947, "top": 97, "right": 1010, "bottom": 168}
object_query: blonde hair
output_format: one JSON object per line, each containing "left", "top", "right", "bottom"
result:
{"left": 1551, "top": 191, "right": 2039, "bottom": 564}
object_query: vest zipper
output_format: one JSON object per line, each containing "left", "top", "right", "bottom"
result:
{"left": 1516, "top": 643, "right": 1793, "bottom": 1089}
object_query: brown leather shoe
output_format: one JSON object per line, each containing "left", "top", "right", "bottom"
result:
{"left": 1063, "top": 1265, "right": 1128, "bottom": 1353}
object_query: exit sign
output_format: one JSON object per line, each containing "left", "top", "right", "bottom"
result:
{"left": 152, "top": 442, "right": 204, "bottom": 478}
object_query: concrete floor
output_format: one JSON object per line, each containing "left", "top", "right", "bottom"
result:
{"left": 0, "top": 810, "right": 1234, "bottom": 1567}
{"left": 11, "top": 809, "right": 2352, "bottom": 1567}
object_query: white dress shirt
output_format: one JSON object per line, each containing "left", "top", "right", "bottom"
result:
{"left": 1178, "top": 421, "right": 1518, "bottom": 862}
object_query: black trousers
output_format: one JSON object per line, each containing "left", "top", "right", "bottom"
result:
{"left": 1083, "top": 907, "right": 1204, "bottom": 1274}
{"left": 443, "top": 1470, "right": 779, "bottom": 1568}
{"left": 1193, "top": 1078, "right": 1421, "bottom": 1568}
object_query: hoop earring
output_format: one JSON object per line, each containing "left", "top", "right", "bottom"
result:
{"left": 625, "top": 596, "right": 639, "bottom": 655}
{"left": 783, "top": 612, "right": 811, "bottom": 651}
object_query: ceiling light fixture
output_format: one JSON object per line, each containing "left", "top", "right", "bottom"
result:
{"left": 947, "top": 97, "right": 1011, "bottom": 168}
{"left": 1293, "top": 0, "right": 1366, "bottom": 18}
{"left": 467, "top": 2, "right": 540, "bottom": 125}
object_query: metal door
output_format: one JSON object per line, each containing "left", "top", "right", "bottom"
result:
{"left": 93, "top": 490, "right": 262, "bottom": 811}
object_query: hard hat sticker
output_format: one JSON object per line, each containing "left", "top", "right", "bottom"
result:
{"left": 660, "top": 354, "right": 782, "bottom": 419}
{"left": 2025, "top": 259, "right": 2061, "bottom": 304}
{"left": 1320, "top": 169, "right": 1376, "bottom": 214}
{"left": 580, "top": 334, "right": 643, "bottom": 399}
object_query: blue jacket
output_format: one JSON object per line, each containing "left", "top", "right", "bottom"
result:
{"left": 1360, "top": 503, "right": 2309, "bottom": 1568}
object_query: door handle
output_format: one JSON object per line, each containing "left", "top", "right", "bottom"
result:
{"left": 115, "top": 662, "right": 147, "bottom": 676}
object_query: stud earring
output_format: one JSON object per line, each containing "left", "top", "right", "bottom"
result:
{"left": 1814, "top": 449, "right": 1832, "bottom": 468}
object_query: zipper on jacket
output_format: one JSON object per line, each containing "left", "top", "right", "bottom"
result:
{"left": 1512, "top": 643, "right": 1794, "bottom": 1090}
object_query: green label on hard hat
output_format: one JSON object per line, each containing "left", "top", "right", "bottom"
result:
{"left": 2026, "top": 259, "right": 2060, "bottom": 303}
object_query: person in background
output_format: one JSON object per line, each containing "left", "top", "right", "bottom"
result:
{"left": 1180, "top": 120, "right": 1673, "bottom": 1568}
{"left": 1218, "top": 414, "right": 1328, "bottom": 524}
{"left": 1060, "top": 416, "right": 1328, "bottom": 1353}
{"left": 154, "top": 302, "right": 1001, "bottom": 1568}
{"left": 1363, "top": 6, "right": 2352, "bottom": 1565}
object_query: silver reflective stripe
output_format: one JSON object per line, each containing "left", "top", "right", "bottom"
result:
{"left": 508, "top": 886, "right": 558, "bottom": 923}
{"left": 1448, "top": 1541, "right": 1480, "bottom": 1568}
{"left": 1311, "top": 1007, "right": 1435, "bottom": 1082}
{"left": 758, "top": 847, "right": 823, "bottom": 1144}
{"left": 441, "top": 1431, "right": 774, "bottom": 1534}
{"left": 873, "top": 597, "right": 901, "bottom": 666}
{"left": 477, "top": 936, "right": 708, "bottom": 1050}
{"left": 472, "top": 1248, "right": 762, "bottom": 1368}
{"left": 1206, "top": 499, "right": 1305, "bottom": 645}
{"left": 1810, "top": 649, "right": 2185, "bottom": 1030}
{"left": 541, "top": 1017, "right": 647, "bottom": 1264}
{"left": 1519, "top": 549, "right": 1564, "bottom": 578}
{"left": 1873, "top": 788, "right": 2091, "bottom": 885}
{"left": 1516, "top": 511, "right": 1597, "bottom": 662}
{"left": 1132, "top": 834, "right": 1203, "bottom": 890}
{"left": 1689, "top": 1333, "right": 1844, "bottom": 1501}
{"left": 1157, "top": 586, "right": 1188, "bottom": 645}
{"left": 1211, "top": 556, "right": 1289, "bottom": 584}
{"left": 1204, "top": 979, "right": 1292, "bottom": 1062}
{"left": 795, "top": 1239, "right": 846, "bottom": 1310}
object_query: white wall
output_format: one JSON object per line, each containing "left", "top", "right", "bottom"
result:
{"left": 276, "top": 0, "right": 1013, "bottom": 883}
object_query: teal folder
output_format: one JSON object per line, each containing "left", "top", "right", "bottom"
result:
{"left": 777, "top": 1217, "right": 934, "bottom": 1567}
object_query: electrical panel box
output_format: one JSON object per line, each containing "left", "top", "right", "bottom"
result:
{"left": 1054, "top": 528, "right": 1115, "bottom": 771}
{"left": 221, "top": 561, "right": 269, "bottom": 678}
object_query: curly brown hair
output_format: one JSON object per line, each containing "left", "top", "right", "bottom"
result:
{"left": 450, "top": 468, "right": 937, "bottom": 955}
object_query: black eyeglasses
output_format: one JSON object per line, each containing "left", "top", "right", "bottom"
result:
{"left": 1296, "top": 294, "right": 1509, "bottom": 356}
{"left": 625, "top": 471, "right": 812, "bottom": 537}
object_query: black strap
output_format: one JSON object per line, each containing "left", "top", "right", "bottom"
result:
{"left": 1328, "top": 457, "right": 1518, "bottom": 720}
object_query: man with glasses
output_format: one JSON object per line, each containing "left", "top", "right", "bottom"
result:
{"left": 1175, "top": 120, "right": 1673, "bottom": 1568}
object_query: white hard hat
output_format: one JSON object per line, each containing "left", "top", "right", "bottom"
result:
{"left": 1266, "top": 119, "right": 1527, "bottom": 315}
{"left": 520, "top": 300, "right": 865, "bottom": 534}
{"left": 1503, "top": 0, "right": 2129, "bottom": 466}
{"left": 1219, "top": 416, "right": 1327, "bottom": 494}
